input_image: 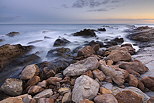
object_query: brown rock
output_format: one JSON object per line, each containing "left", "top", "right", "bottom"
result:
{"left": 28, "top": 86, "right": 43, "bottom": 94}
{"left": 20, "top": 64, "right": 40, "bottom": 80}
{"left": 121, "top": 44, "right": 136, "bottom": 55}
{"left": 99, "top": 87, "right": 112, "bottom": 94}
{"left": 84, "top": 70, "right": 93, "bottom": 78}
{"left": 62, "top": 92, "right": 72, "bottom": 103}
{"left": 141, "top": 76, "right": 154, "bottom": 91}
{"left": 94, "top": 94, "right": 118, "bottom": 103}
{"left": 80, "top": 99, "right": 94, "bottom": 103}
{"left": 46, "top": 77, "right": 62, "bottom": 85}
{"left": 38, "top": 98, "right": 54, "bottom": 103}
{"left": 137, "top": 80, "right": 145, "bottom": 91}
{"left": 26, "top": 76, "right": 41, "bottom": 86}
{"left": 106, "top": 60, "right": 113, "bottom": 66}
{"left": 37, "top": 80, "right": 47, "bottom": 88}
{"left": 148, "top": 97, "right": 154, "bottom": 103}
{"left": 115, "top": 90, "right": 143, "bottom": 103}
{"left": 58, "top": 88, "right": 70, "bottom": 94}
{"left": 33, "top": 89, "right": 53, "bottom": 99}
{"left": 77, "top": 46, "right": 95, "bottom": 57}
{"left": 93, "top": 69, "right": 106, "bottom": 81}
{"left": 128, "top": 74, "right": 139, "bottom": 87}
{"left": 126, "top": 68, "right": 140, "bottom": 77}
{"left": 0, "top": 97, "right": 23, "bottom": 103}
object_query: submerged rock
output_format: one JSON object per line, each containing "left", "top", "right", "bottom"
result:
{"left": 53, "top": 37, "right": 70, "bottom": 47}
{"left": 6, "top": 32, "right": 20, "bottom": 37}
{"left": 72, "top": 75, "right": 99, "bottom": 103}
{"left": 73, "top": 29, "right": 96, "bottom": 37}
{"left": 0, "top": 78, "right": 23, "bottom": 96}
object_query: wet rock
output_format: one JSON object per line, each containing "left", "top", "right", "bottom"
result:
{"left": 0, "top": 97, "right": 23, "bottom": 103}
{"left": 141, "top": 76, "right": 154, "bottom": 91}
{"left": 93, "top": 69, "right": 106, "bottom": 81}
{"left": 53, "top": 37, "right": 70, "bottom": 47}
{"left": 6, "top": 32, "right": 20, "bottom": 37}
{"left": 20, "top": 64, "right": 40, "bottom": 80}
{"left": 112, "top": 37, "right": 124, "bottom": 44}
{"left": 33, "top": 89, "right": 53, "bottom": 99}
{"left": 77, "top": 46, "right": 95, "bottom": 57}
{"left": 128, "top": 74, "right": 139, "bottom": 87}
{"left": 72, "top": 75, "right": 99, "bottom": 103}
{"left": 47, "top": 77, "right": 62, "bottom": 85}
{"left": 0, "top": 78, "right": 22, "bottom": 96}
{"left": 73, "top": 29, "right": 96, "bottom": 37}
{"left": 26, "top": 76, "right": 41, "bottom": 86}
{"left": 63, "top": 57, "right": 99, "bottom": 76}
{"left": 88, "top": 40, "right": 104, "bottom": 48}
{"left": 62, "top": 92, "right": 72, "bottom": 103}
{"left": 99, "top": 87, "right": 112, "bottom": 94}
{"left": 115, "top": 90, "right": 143, "bottom": 103}
{"left": 80, "top": 99, "right": 94, "bottom": 103}
{"left": 100, "top": 64, "right": 129, "bottom": 86}
{"left": 106, "top": 49, "right": 132, "bottom": 62}
{"left": 28, "top": 85, "right": 43, "bottom": 94}
{"left": 0, "top": 44, "right": 33, "bottom": 71}
{"left": 119, "top": 60, "right": 149, "bottom": 74}
{"left": 38, "top": 98, "right": 54, "bottom": 103}
{"left": 94, "top": 94, "right": 118, "bottom": 103}
{"left": 98, "top": 28, "right": 106, "bottom": 31}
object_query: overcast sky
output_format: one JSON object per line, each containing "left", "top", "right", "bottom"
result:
{"left": 0, "top": 0, "right": 154, "bottom": 24}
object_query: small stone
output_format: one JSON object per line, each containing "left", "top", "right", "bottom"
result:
{"left": 20, "top": 64, "right": 40, "bottom": 80}
{"left": 58, "top": 88, "right": 70, "bottom": 94}
{"left": 80, "top": 99, "right": 94, "bottom": 103}
{"left": 99, "top": 87, "right": 112, "bottom": 94}
{"left": 38, "top": 98, "right": 54, "bottom": 103}
{"left": 83, "top": 70, "right": 93, "bottom": 78}
{"left": 47, "top": 77, "right": 62, "bottom": 85}
{"left": 37, "top": 80, "right": 47, "bottom": 88}
{"left": 128, "top": 74, "right": 139, "bottom": 87}
{"left": 93, "top": 69, "right": 106, "bottom": 81}
{"left": 28, "top": 85, "right": 43, "bottom": 94}
{"left": 26, "top": 76, "right": 41, "bottom": 86}
{"left": 33, "top": 89, "right": 53, "bottom": 99}
{"left": 62, "top": 92, "right": 72, "bottom": 103}
{"left": 94, "top": 94, "right": 118, "bottom": 103}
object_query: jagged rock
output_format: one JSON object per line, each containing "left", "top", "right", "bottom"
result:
{"left": 33, "top": 89, "right": 53, "bottom": 99}
{"left": 20, "top": 64, "right": 40, "bottom": 80}
{"left": 94, "top": 94, "right": 118, "bottom": 103}
{"left": 141, "top": 76, "right": 154, "bottom": 91}
{"left": 63, "top": 57, "right": 99, "bottom": 76}
{"left": 121, "top": 44, "right": 136, "bottom": 55}
{"left": 72, "top": 75, "right": 99, "bottom": 103}
{"left": 6, "top": 32, "right": 20, "bottom": 37}
{"left": 77, "top": 46, "right": 95, "bottom": 57}
{"left": 0, "top": 78, "right": 23, "bottom": 96}
{"left": 73, "top": 29, "right": 96, "bottom": 37}
{"left": 53, "top": 37, "right": 70, "bottom": 47}
{"left": 0, "top": 97, "right": 23, "bottom": 103}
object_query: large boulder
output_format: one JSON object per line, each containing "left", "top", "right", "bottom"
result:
{"left": 94, "top": 94, "right": 118, "bottom": 103}
{"left": 73, "top": 29, "right": 96, "bottom": 37}
{"left": 6, "top": 32, "right": 20, "bottom": 37}
{"left": 100, "top": 64, "right": 129, "bottom": 86}
{"left": 77, "top": 46, "right": 95, "bottom": 57}
{"left": 72, "top": 75, "right": 99, "bottom": 103}
{"left": 141, "top": 76, "right": 154, "bottom": 91}
{"left": 63, "top": 57, "right": 99, "bottom": 76}
{"left": 20, "top": 64, "right": 40, "bottom": 80}
{"left": 0, "top": 44, "right": 33, "bottom": 71}
{"left": 119, "top": 60, "right": 149, "bottom": 74}
{"left": 53, "top": 37, "right": 70, "bottom": 47}
{"left": 0, "top": 78, "right": 23, "bottom": 96}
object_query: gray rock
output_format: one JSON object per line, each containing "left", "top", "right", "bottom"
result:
{"left": 0, "top": 78, "right": 23, "bottom": 96}
{"left": 33, "top": 89, "right": 53, "bottom": 99}
{"left": 72, "top": 75, "right": 99, "bottom": 103}
{"left": 63, "top": 57, "right": 99, "bottom": 76}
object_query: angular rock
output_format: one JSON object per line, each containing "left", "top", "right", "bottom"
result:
{"left": 80, "top": 99, "right": 94, "bottom": 103}
{"left": 73, "top": 29, "right": 96, "bottom": 37}
{"left": 94, "top": 94, "right": 118, "bottom": 103}
{"left": 63, "top": 57, "right": 99, "bottom": 76}
{"left": 141, "top": 76, "right": 154, "bottom": 91}
{"left": 33, "top": 89, "right": 53, "bottom": 99}
{"left": 53, "top": 37, "right": 70, "bottom": 47}
{"left": 37, "top": 80, "right": 47, "bottom": 88}
{"left": 119, "top": 60, "right": 149, "bottom": 74}
{"left": 0, "top": 78, "right": 23, "bottom": 96}
{"left": 20, "top": 64, "right": 40, "bottom": 80}
{"left": 77, "top": 46, "right": 95, "bottom": 57}
{"left": 99, "top": 87, "right": 112, "bottom": 94}
{"left": 46, "top": 77, "right": 62, "bottom": 85}
{"left": 22, "top": 94, "right": 33, "bottom": 103}
{"left": 93, "top": 69, "right": 106, "bottom": 81}
{"left": 128, "top": 74, "right": 139, "bottom": 87}
{"left": 26, "top": 76, "right": 41, "bottom": 86}
{"left": 72, "top": 75, "right": 99, "bottom": 103}
{"left": 28, "top": 85, "right": 43, "bottom": 94}
{"left": 0, "top": 97, "right": 23, "bottom": 103}
{"left": 38, "top": 98, "right": 54, "bottom": 103}
{"left": 100, "top": 64, "right": 129, "bottom": 86}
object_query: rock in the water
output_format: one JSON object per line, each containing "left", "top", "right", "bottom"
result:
{"left": 6, "top": 32, "right": 20, "bottom": 37}
{"left": 53, "top": 37, "right": 70, "bottom": 47}
{"left": 0, "top": 78, "right": 23, "bottom": 96}
{"left": 141, "top": 76, "right": 154, "bottom": 91}
{"left": 92, "top": 69, "right": 106, "bottom": 81}
{"left": 73, "top": 29, "right": 96, "bottom": 37}
{"left": 119, "top": 60, "right": 149, "bottom": 74}
{"left": 0, "top": 39, "right": 4, "bottom": 42}
{"left": 77, "top": 46, "right": 95, "bottom": 57}
{"left": 72, "top": 75, "right": 99, "bottom": 103}
{"left": 115, "top": 90, "right": 143, "bottom": 103}
{"left": 94, "top": 94, "right": 118, "bottom": 103}
{"left": 20, "top": 64, "right": 40, "bottom": 80}
{"left": 98, "top": 28, "right": 106, "bottom": 31}
{"left": 100, "top": 64, "right": 128, "bottom": 86}
{"left": 121, "top": 44, "right": 136, "bottom": 55}
{"left": 63, "top": 57, "right": 99, "bottom": 76}
{"left": 106, "top": 49, "right": 132, "bottom": 62}
{"left": 0, "top": 97, "right": 23, "bottom": 103}
{"left": 33, "top": 89, "right": 53, "bottom": 99}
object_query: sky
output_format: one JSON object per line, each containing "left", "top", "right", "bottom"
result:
{"left": 0, "top": 0, "right": 154, "bottom": 24}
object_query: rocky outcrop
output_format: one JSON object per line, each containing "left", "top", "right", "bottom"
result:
{"left": 6, "top": 32, "right": 20, "bottom": 37}
{"left": 72, "top": 75, "right": 99, "bottom": 103}
{"left": 63, "top": 57, "right": 99, "bottom": 76}
{"left": 73, "top": 29, "right": 96, "bottom": 37}
{"left": 141, "top": 76, "right": 154, "bottom": 91}
{"left": 94, "top": 94, "right": 118, "bottom": 103}
{"left": 0, "top": 78, "right": 23, "bottom": 96}
{"left": 53, "top": 37, "right": 70, "bottom": 47}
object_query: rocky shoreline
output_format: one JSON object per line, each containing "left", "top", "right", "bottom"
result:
{"left": 0, "top": 26, "right": 154, "bottom": 103}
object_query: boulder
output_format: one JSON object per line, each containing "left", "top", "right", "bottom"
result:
{"left": 73, "top": 29, "right": 96, "bottom": 37}
{"left": 0, "top": 97, "right": 23, "bottom": 103}
{"left": 63, "top": 57, "right": 99, "bottom": 76}
{"left": 128, "top": 74, "right": 139, "bottom": 87}
{"left": 72, "top": 75, "right": 99, "bottom": 103}
{"left": 88, "top": 40, "right": 104, "bottom": 48}
{"left": 141, "top": 76, "right": 154, "bottom": 91}
{"left": 37, "top": 80, "right": 47, "bottom": 88}
{"left": 53, "top": 37, "right": 70, "bottom": 47}
{"left": 46, "top": 77, "right": 62, "bottom": 85}
{"left": 28, "top": 85, "right": 43, "bottom": 94}
{"left": 98, "top": 28, "right": 106, "bottom": 31}
{"left": 92, "top": 69, "right": 106, "bottom": 81}
{"left": 6, "top": 32, "right": 20, "bottom": 37}
{"left": 100, "top": 64, "right": 129, "bottom": 86}
{"left": 33, "top": 89, "right": 53, "bottom": 99}
{"left": 112, "top": 37, "right": 124, "bottom": 44}
{"left": 119, "top": 60, "right": 149, "bottom": 74}
{"left": 121, "top": 44, "right": 136, "bottom": 55}
{"left": 26, "top": 76, "right": 41, "bottom": 86}
{"left": 20, "top": 64, "right": 40, "bottom": 80}
{"left": 0, "top": 78, "right": 23, "bottom": 96}
{"left": 106, "top": 49, "right": 132, "bottom": 62}
{"left": 115, "top": 90, "right": 143, "bottom": 103}
{"left": 94, "top": 94, "right": 118, "bottom": 103}
{"left": 77, "top": 46, "right": 95, "bottom": 57}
